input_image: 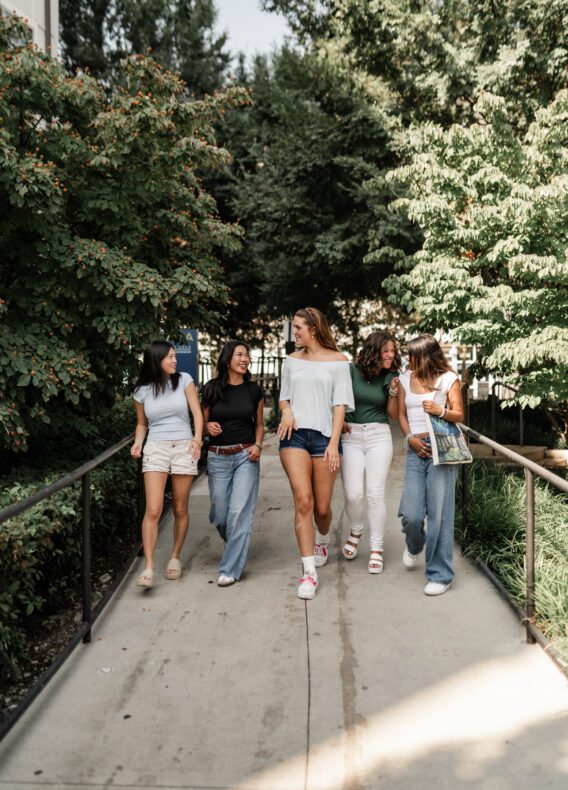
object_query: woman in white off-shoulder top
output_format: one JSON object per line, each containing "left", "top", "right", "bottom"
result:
{"left": 278, "top": 307, "right": 354, "bottom": 600}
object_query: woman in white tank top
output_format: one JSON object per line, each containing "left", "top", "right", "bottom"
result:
{"left": 397, "top": 335, "right": 464, "bottom": 596}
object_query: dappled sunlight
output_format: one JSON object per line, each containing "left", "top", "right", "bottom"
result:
{"left": 238, "top": 649, "right": 568, "bottom": 790}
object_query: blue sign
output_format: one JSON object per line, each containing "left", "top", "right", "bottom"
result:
{"left": 174, "top": 329, "right": 199, "bottom": 385}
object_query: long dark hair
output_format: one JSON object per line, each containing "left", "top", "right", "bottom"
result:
{"left": 202, "top": 340, "right": 251, "bottom": 408}
{"left": 134, "top": 340, "right": 180, "bottom": 397}
{"left": 407, "top": 334, "right": 452, "bottom": 389}
{"left": 356, "top": 331, "right": 401, "bottom": 380}
{"left": 294, "top": 307, "right": 339, "bottom": 352}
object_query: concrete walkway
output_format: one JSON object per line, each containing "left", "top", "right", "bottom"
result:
{"left": 1, "top": 428, "right": 567, "bottom": 789}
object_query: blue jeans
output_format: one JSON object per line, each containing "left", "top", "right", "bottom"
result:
{"left": 398, "top": 446, "right": 457, "bottom": 584}
{"left": 207, "top": 449, "right": 260, "bottom": 580}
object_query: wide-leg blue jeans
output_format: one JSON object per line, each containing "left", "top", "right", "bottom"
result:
{"left": 207, "top": 449, "right": 260, "bottom": 580}
{"left": 398, "top": 447, "right": 457, "bottom": 585}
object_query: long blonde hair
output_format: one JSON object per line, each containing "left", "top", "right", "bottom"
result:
{"left": 295, "top": 307, "right": 338, "bottom": 351}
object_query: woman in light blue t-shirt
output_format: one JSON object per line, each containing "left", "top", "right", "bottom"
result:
{"left": 131, "top": 341, "right": 203, "bottom": 589}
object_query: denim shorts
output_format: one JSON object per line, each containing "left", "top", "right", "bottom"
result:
{"left": 279, "top": 428, "right": 342, "bottom": 458}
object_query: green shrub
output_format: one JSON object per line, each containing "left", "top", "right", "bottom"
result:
{"left": 0, "top": 408, "right": 138, "bottom": 673}
{"left": 457, "top": 462, "right": 568, "bottom": 653}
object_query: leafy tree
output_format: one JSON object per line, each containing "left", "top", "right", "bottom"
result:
{"left": 0, "top": 14, "right": 247, "bottom": 455}
{"left": 215, "top": 48, "right": 413, "bottom": 350}
{"left": 385, "top": 91, "right": 568, "bottom": 440}
{"left": 60, "top": 0, "right": 230, "bottom": 94}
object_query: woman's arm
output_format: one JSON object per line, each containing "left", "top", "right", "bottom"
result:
{"left": 248, "top": 398, "right": 265, "bottom": 462}
{"left": 130, "top": 401, "right": 148, "bottom": 458}
{"left": 387, "top": 376, "right": 399, "bottom": 421}
{"left": 324, "top": 404, "right": 345, "bottom": 472}
{"left": 278, "top": 399, "right": 296, "bottom": 440}
{"left": 203, "top": 403, "right": 222, "bottom": 438}
{"left": 422, "top": 380, "right": 464, "bottom": 423}
{"left": 185, "top": 381, "right": 204, "bottom": 460}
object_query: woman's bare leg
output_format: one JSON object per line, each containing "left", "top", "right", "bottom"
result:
{"left": 312, "top": 457, "right": 339, "bottom": 537}
{"left": 280, "top": 449, "right": 315, "bottom": 556}
{"left": 170, "top": 474, "right": 194, "bottom": 559}
{"left": 141, "top": 472, "right": 169, "bottom": 569}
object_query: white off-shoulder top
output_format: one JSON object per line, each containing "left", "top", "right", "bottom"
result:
{"left": 279, "top": 356, "right": 355, "bottom": 438}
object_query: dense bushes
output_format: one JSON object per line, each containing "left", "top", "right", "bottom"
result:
{"left": 0, "top": 402, "right": 137, "bottom": 674}
{"left": 457, "top": 462, "right": 568, "bottom": 661}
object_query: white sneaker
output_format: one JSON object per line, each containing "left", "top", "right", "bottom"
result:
{"left": 424, "top": 581, "right": 451, "bottom": 596}
{"left": 217, "top": 574, "right": 236, "bottom": 587}
{"left": 297, "top": 575, "right": 318, "bottom": 600}
{"left": 402, "top": 546, "right": 419, "bottom": 569}
{"left": 314, "top": 543, "right": 329, "bottom": 567}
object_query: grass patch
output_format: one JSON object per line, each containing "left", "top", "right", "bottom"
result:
{"left": 457, "top": 462, "right": 568, "bottom": 661}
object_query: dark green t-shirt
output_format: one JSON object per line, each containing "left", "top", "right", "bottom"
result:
{"left": 345, "top": 364, "right": 397, "bottom": 425}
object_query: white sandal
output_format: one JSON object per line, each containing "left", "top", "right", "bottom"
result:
{"left": 368, "top": 550, "right": 384, "bottom": 574}
{"left": 342, "top": 532, "right": 362, "bottom": 560}
{"left": 136, "top": 568, "right": 154, "bottom": 588}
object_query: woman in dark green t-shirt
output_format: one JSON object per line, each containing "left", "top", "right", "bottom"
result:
{"left": 341, "top": 332, "right": 401, "bottom": 573}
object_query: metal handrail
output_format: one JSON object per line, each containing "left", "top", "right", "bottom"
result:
{"left": 0, "top": 433, "right": 141, "bottom": 741}
{"left": 459, "top": 422, "right": 568, "bottom": 676}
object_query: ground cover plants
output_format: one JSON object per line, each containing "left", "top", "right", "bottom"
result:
{"left": 457, "top": 461, "right": 568, "bottom": 664}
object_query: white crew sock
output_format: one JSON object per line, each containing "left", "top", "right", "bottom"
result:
{"left": 301, "top": 555, "right": 316, "bottom": 578}
{"left": 315, "top": 529, "right": 329, "bottom": 547}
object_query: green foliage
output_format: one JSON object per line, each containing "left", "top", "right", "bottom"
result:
{"left": 457, "top": 462, "right": 568, "bottom": 656}
{"left": 60, "top": 0, "right": 230, "bottom": 95}
{"left": 385, "top": 91, "right": 568, "bottom": 437}
{"left": 214, "top": 48, "right": 414, "bottom": 347}
{"left": 0, "top": 14, "right": 249, "bottom": 454}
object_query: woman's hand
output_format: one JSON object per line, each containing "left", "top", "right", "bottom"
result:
{"left": 189, "top": 439, "right": 202, "bottom": 460}
{"left": 422, "top": 399, "right": 444, "bottom": 417}
{"left": 277, "top": 407, "right": 296, "bottom": 440}
{"left": 206, "top": 421, "right": 222, "bottom": 437}
{"left": 248, "top": 444, "right": 262, "bottom": 462}
{"left": 130, "top": 442, "right": 143, "bottom": 459}
{"left": 388, "top": 377, "right": 399, "bottom": 397}
{"left": 341, "top": 422, "right": 352, "bottom": 434}
{"left": 408, "top": 436, "right": 431, "bottom": 458}
{"left": 324, "top": 441, "right": 341, "bottom": 472}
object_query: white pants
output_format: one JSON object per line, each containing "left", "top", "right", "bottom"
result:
{"left": 340, "top": 422, "right": 393, "bottom": 551}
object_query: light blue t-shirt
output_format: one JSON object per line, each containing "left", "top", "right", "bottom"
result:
{"left": 134, "top": 371, "right": 193, "bottom": 441}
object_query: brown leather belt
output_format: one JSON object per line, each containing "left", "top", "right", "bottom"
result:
{"left": 208, "top": 443, "right": 253, "bottom": 456}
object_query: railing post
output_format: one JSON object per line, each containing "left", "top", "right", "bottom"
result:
{"left": 461, "top": 384, "right": 470, "bottom": 551}
{"left": 491, "top": 384, "right": 497, "bottom": 456}
{"left": 519, "top": 403, "right": 524, "bottom": 447}
{"left": 525, "top": 468, "right": 536, "bottom": 644}
{"left": 81, "top": 472, "right": 92, "bottom": 644}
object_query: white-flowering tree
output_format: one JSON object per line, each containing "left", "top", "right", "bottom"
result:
{"left": 385, "top": 91, "right": 568, "bottom": 441}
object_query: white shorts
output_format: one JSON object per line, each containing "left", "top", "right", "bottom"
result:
{"left": 142, "top": 440, "right": 198, "bottom": 475}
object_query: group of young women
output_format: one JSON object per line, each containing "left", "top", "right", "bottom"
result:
{"left": 131, "top": 308, "right": 464, "bottom": 599}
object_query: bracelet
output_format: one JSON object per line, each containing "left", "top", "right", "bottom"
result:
{"left": 404, "top": 432, "right": 414, "bottom": 444}
{"left": 254, "top": 443, "right": 263, "bottom": 451}
{"left": 388, "top": 388, "right": 398, "bottom": 398}
{"left": 192, "top": 438, "right": 203, "bottom": 445}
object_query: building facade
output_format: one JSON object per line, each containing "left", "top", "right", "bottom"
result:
{"left": 1, "top": 1, "right": 59, "bottom": 55}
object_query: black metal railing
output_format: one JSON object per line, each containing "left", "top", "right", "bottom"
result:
{"left": 459, "top": 422, "right": 568, "bottom": 675}
{"left": 0, "top": 434, "right": 143, "bottom": 741}
{"left": 490, "top": 380, "right": 524, "bottom": 449}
